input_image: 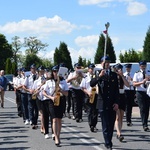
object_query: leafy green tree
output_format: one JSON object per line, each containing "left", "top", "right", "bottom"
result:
{"left": 78, "top": 56, "right": 83, "bottom": 66}
{"left": 94, "top": 33, "right": 105, "bottom": 64}
{"left": 94, "top": 33, "right": 116, "bottom": 64}
{"left": 24, "top": 36, "right": 48, "bottom": 55}
{"left": 11, "top": 62, "right": 17, "bottom": 75}
{"left": 24, "top": 54, "right": 43, "bottom": 70}
{"left": 143, "top": 26, "right": 150, "bottom": 61}
{"left": 119, "top": 49, "right": 141, "bottom": 62}
{"left": 54, "top": 42, "right": 73, "bottom": 70}
{"left": 5, "top": 58, "right": 12, "bottom": 74}
{"left": 0, "top": 34, "right": 13, "bottom": 70}
{"left": 42, "top": 58, "right": 53, "bottom": 70}
{"left": 11, "top": 36, "right": 23, "bottom": 71}
{"left": 54, "top": 47, "right": 61, "bottom": 65}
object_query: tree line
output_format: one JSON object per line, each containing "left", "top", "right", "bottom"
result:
{"left": 0, "top": 26, "right": 150, "bottom": 74}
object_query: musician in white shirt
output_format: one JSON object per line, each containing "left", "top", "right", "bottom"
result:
{"left": 123, "top": 64, "right": 135, "bottom": 126}
{"left": 133, "top": 60, "right": 150, "bottom": 131}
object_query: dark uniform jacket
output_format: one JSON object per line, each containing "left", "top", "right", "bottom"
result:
{"left": 90, "top": 69, "right": 119, "bottom": 111}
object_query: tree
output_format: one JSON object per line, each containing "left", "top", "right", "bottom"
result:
{"left": 0, "top": 34, "right": 13, "bottom": 70}
{"left": 143, "top": 26, "right": 150, "bottom": 61}
{"left": 11, "top": 36, "right": 23, "bottom": 70}
{"left": 94, "top": 33, "right": 116, "bottom": 64}
{"left": 54, "top": 47, "right": 61, "bottom": 65}
{"left": 5, "top": 58, "right": 12, "bottom": 74}
{"left": 78, "top": 56, "right": 83, "bottom": 67}
{"left": 42, "top": 58, "right": 53, "bottom": 70}
{"left": 24, "top": 54, "right": 43, "bottom": 70}
{"left": 54, "top": 42, "right": 73, "bottom": 70}
{"left": 24, "top": 36, "right": 48, "bottom": 55}
{"left": 119, "top": 49, "right": 141, "bottom": 62}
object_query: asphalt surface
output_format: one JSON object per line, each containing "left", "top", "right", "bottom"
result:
{"left": 0, "top": 91, "right": 150, "bottom": 150}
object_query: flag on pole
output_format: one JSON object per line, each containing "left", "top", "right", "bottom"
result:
{"left": 103, "top": 30, "right": 107, "bottom": 34}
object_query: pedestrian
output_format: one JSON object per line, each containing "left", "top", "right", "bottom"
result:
{"left": 67, "top": 63, "right": 85, "bottom": 122}
{"left": 23, "top": 64, "right": 38, "bottom": 129}
{"left": 113, "top": 63, "right": 130, "bottom": 142}
{"left": 42, "top": 65, "right": 69, "bottom": 146}
{"left": 133, "top": 60, "right": 150, "bottom": 131}
{"left": 123, "top": 63, "right": 135, "bottom": 126}
{"left": 13, "top": 68, "right": 23, "bottom": 117}
{"left": 80, "top": 63, "right": 98, "bottom": 132}
{"left": 90, "top": 56, "right": 119, "bottom": 150}
{"left": 32, "top": 66, "right": 46, "bottom": 134}
{"left": 0, "top": 70, "right": 7, "bottom": 108}
{"left": 20, "top": 68, "right": 29, "bottom": 124}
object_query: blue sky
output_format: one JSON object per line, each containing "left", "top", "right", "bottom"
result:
{"left": 0, "top": 0, "right": 150, "bottom": 64}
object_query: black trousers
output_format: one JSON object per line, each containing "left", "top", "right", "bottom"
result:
{"left": 124, "top": 90, "right": 135, "bottom": 123}
{"left": 71, "top": 88, "right": 84, "bottom": 120}
{"left": 136, "top": 91, "right": 150, "bottom": 128}
{"left": 66, "top": 90, "right": 72, "bottom": 113}
{"left": 16, "top": 90, "right": 22, "bottom": 116}
{"left": 85, "top": 94, "right": 98, "bottom": 128}
{"left": 41, "top": 99, "right": 55, "bottom": 135}
{"left": 100, "top": 109, "right": 116, "bottom": 147}
{"left": 28, "top": 94, "right": 38, "bottom": 125}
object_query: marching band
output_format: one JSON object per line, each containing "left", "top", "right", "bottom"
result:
{"left": 7, "top": 58, "right": 150, "bottom": 149}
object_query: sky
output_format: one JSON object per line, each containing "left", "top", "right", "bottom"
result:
{"left": 0, "top": 0, "right": 150, "bottom": 65}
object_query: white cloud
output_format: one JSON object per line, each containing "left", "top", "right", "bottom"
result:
{"left": 127, "top": 1, "right": 148, "bottom": 16}
{"left": 78, "top": 0, "right": 114, "bottom": 5}
{"left": 69, "top": 47, "right": 96, "bottom": 64}
{"left": 79, "top": 0, "right": 148, "bottom": 15}
{"left": 75, "top": 35, "right": 99, "bottom": 47}
{"left": 0, "top": 16, "right": 77, "bottom": 36}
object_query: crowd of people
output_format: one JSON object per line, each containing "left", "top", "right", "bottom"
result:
{"left": 1, "top": 56, "right": 150, "bottom": 150}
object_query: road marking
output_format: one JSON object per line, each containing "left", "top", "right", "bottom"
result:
{"left": 62, "top": 124, "right": 104, "bottom": 150}
{"left": 5, "top": 96, "right": 117, "bottom": 150}
{"left": 5, "top": 97, "right": 16, "bottom": 104}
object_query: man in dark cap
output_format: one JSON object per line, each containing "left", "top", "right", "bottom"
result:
{"left": 90, "top": 56, "right": 119, "bottom": 149}
{"left": 133, "top": 60, "right": 150, "bottom": 131}
{"left": 123, "top": 63, "right": 135, "bottom": 126}
{"left": 23, "top": 64, "right": 38, "bottom": 129}
{"left": 80, "top": 63, "right": 98, "bottom": 132}
{"left": 67, "top": 63, "right": 85, "bottom": 122}
{"left": 13, "top": 68, "right": 23, "bottom": 117}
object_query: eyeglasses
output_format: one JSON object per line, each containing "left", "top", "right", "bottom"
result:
{"left": 53, "top": 70, "right": 58, "bottom": 72}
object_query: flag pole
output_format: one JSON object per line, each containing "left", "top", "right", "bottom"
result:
{"left": 103, "top": 22, "right": 110, "bottom": 62}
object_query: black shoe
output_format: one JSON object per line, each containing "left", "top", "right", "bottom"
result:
{"left": 76, "top": 119, "right": 79, "bottom": 123}
{"left": 55, "top": 143, "right": 61, "bottom": 147}
{"left": 116, "top": 135, "right": 124, "bottom": 142}
{"left": 143, "top": 126, "right": 149, "bottom": 131}
{"left": 127, "top": 122, "right": 133, "bottom": 126}
{"left": 105, "top": 145, "right": 112, "bottom": 150}
{"left": 90, "top": 126, "right": 94, "bottom": 132}
{"left": 18, "top": 113, "right": 22, "bottom": 117}
{"left": 32, "top": 125, "right": 38, "bottom": 129}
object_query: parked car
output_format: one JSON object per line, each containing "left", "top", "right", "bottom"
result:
{"left": 4, "top": 74, "right": 14, "bottom": 91}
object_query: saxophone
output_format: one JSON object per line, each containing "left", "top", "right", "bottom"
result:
{"left": 54, "top": 76, "right": 61, "bottom": 106}
{"left": 32, "top": 81, "right": 46, "bottom": 100}
{"left": 89, "top": 87, "right": 96, "bottom": 104}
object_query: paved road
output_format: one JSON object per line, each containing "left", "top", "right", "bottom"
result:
{"left": 0, "top": 91, "right": 150, "bottom": 150}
